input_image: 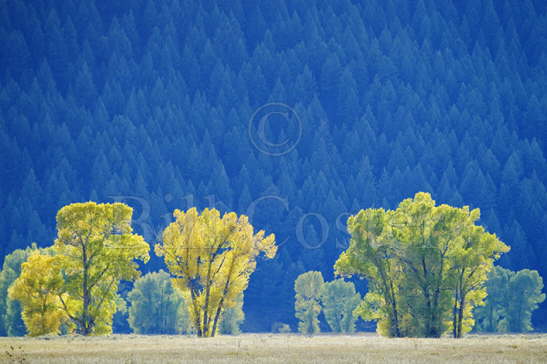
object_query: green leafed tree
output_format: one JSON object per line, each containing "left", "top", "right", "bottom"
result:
{"left": 504, "top": 269, "right": 545, "bottom": 332}
{"left": 294, "top": 271, "right": 324, "bottom": 335}
{"left": 0, "top": 244, "right": 37, "bottom": 336}
{"left": 475, "top": 266, "right": 545, "bottom": 333}
{"left": 335, "top": 208, "right": 405, "bottom": 337}
{"left": 127, "top": 270, "right": 190, "bottom": 334}
{"left": 319, "top": 279, "right": 360, "bottom": 333}
{"left": 218, "top": 294, "right": 244, "bottom": 335}
{"left": 336, "top": 192, "right": 509, "bottom": 338}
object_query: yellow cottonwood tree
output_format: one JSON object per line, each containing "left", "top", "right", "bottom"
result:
{"left": 53, "top": 202, "right": 150, "bottom": 335}
{"left": 8, "top": 253, "right": 67, "bottom": 336}
{"left": 156, "top": 208, "right": 276, "bottom": 337}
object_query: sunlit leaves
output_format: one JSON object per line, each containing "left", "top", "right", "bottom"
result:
{"left": 9, "top": 202, "right": 149, "bottom": 336}
{"left": 8, "top": 253, "right": 67, "bottom": 336}
{"left": 335, "top": 192, "right": 509, "bottom": 337}
{"left": 156, "top": 207, "right": 276, "bottom": 337}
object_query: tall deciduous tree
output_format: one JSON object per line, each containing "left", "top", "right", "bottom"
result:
{"left": 52, "top": 202, "right": 150, "bottom": 335}
{"left": 156, "top": 208, "right": 276, "bottom": 337}
{"left": 335, "top": 208, "right": 405, "bottom": 337}
{"left": 294, "top": 271, "right": 324, "bottom": 335}
{"left": 448, "top": 217, "right": 508, "bottom": 337}
{"left": 336, "top": 192, "right": 509, "bottom": 338}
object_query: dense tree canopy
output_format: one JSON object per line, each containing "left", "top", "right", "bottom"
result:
{"left": 336, "top": 193, "right": 509, "bottom": 337}
{"left": 7, "top": 202, "right": 150, "bottom": 336}
{"left": 0, "top": 0, "right": 546, "bottom": 331}
{"left": 53, "top": 202, "right": 150, "bottom": 335}
{"left": 8, "top": 253, "right": 67, "bottom": 336}
{"left": 156, "top": 207, "right": 276, "bottom": 337}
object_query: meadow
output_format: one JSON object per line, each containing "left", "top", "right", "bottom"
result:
{"left": 1, "top": 333, "right": 546, "bottom": 363}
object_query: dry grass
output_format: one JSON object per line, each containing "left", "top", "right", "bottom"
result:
{"left": 1, "top": 333, "right": 546, "bottom": 363}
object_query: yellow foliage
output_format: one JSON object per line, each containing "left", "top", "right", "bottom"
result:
{"left": 53, "top": 202, "right": 150, "bottom": 335}
{"left": 156, "top": 207, "right": 276, "bottom": 337}
{"left": 8, "top": 253, "right": 67, "bottom": 336}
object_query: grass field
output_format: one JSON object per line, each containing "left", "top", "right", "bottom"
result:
{"left": 1, "top": 333, "right": 546, "bottom": 363}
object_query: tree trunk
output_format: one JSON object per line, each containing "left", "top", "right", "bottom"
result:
{"left": 455, "top": 296, "right": 465, "bottom": 338}
{"left": 452, "top": 294, "right": 458, "bottom": 338}
{"left": 81, "top": 247, "right": 91, "bottom": 335}
{"left": 190, "top": 289, "right": 203, "bottom": 337}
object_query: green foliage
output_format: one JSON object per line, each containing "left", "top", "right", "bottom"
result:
{"left": 475, "top": 266, "right": 545, "bottom": 333}
{"left": 319, "top": 279, "right": 360, "bottom": 333}
{"left": 336, "top": 193, "right": 509, "bottom": 338}
{"left": 335, "top": 207, "right": 405, "bottom": 337}
{"left": 5, "top": 301, "right": 25, "bottom": 337}
{"left": 294, "top": 271, "right": 324, "bottom": 335}
{"left": 218, "top": 295, "right": 244, "bottom": 335}
{"left": 127, "top": 270, "right": 190, "bottom": 334}
{"left": 0, "top": 245, "right": 37, "bottom": 336}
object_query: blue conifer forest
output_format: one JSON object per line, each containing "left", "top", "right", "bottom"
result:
{"left": 1, "top": 0, "right": 546, "bottom": 337}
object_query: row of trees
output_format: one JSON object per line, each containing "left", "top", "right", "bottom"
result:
{"left": 3, "top": 202, "right": 275, "bottom": 337}
{"left": 292, "top": 265, "right": 545, "bottom": 337}
{"left": 292, "top": 193, "right": 543, "bottom": 337}
{"left": 1, "top": 196, "right": 543, "bottom": 337}
{"left": 294, "top": 271, "right": 361, "bottom": 334}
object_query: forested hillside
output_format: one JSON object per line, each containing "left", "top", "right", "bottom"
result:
{"left": 1, "top": 0, "right": 546, "bottom": 331}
